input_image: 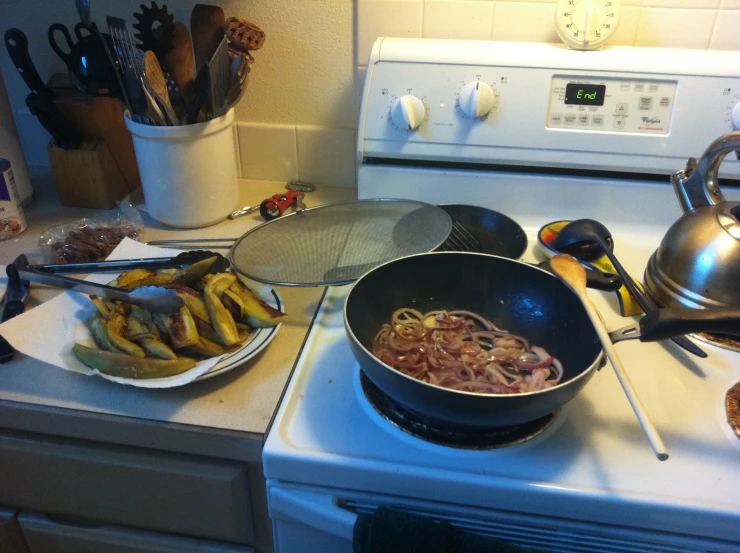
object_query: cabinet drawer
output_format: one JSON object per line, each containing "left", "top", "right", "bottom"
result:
{"left": 0, "top": 432, "right": 252, "bottom": 544}
{"left": 0, "top": 507, "right": 30, "bottom": 553}
{"left": 18, "top": 511, "right": 254, "bottom": 553}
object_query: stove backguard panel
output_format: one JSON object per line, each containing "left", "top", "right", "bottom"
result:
{"left": 358, "top": 39, "right": 740, "bottom": 179}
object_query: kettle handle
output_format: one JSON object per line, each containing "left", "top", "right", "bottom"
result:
{"left": 671, "top": 132, "right": 740, "bottom": 211}
{"left": 639, "top": 306, "right": 740, "bottom": 342}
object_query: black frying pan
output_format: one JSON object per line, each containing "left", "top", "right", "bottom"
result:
{"left": 435, "top": 204, "right": 621, "bottom": 292}
{"left": 344, "top": 252, "right": 740, "bottom": 429}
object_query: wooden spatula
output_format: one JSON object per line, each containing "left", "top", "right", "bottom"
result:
{"left": 164, "top": 22, "right": 196, "bottom": 102}
{"left": 191, "top": 4, "right": 226, "bottom": 73}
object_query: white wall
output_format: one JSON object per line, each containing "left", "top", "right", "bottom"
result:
{"left": 1, "top": 0, "right": 739, "bottom": 187}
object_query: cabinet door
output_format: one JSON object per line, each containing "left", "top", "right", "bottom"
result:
{"left": 0, "top": 431, "right": 253, "bottom": 544}
{"left": 18, "top": 512, "right": 255, "bottom": 553}
{"left": 0, "top": 507, "right": 30, "bottom": 553}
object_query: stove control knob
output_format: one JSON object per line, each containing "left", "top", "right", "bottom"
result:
{"left": 390, "top": 95, "right": 426, "bottom": 131}
{"left": 458, "top": 81, "right": 496, "bottom": 118}
{"left": 732, "top": 101, "right": 740, "bottom": 130}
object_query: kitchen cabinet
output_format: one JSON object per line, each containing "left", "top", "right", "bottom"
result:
{"left": 0, "top": 431, "right": 253, "bottom": 543}
{"left": 18, "top": 512, "right": 254, "bottom": 553}
{"left": 0, "top": 178, "right": 350, "bottom": 553}
{"left": 0, "top": 507, "right": 30, "bottom": 553}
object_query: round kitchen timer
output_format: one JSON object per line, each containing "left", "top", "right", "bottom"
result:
{"left": 555, "top": 0, "right": 621, "bottom": 50}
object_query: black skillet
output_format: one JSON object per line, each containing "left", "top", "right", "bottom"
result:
{"left": 344, "top": 252, "right": 740, "bottom": 429}
{"left": 435, "top": 204, "right": 621, "bottom": 292}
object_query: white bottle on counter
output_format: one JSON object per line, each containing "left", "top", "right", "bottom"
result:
{"left": 0, "top": 69, "right": 33, "bottom": 205}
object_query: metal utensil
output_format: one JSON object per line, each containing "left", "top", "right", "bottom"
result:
{"left": 143, "top": 50, "right": 178, "bottom": 124}
{"left": 32, "top": 250, "right": 230, "bottom": 274}
{"left": 107, "top": 16, "right": 149, "bottom": 124}
{"left": 229, "top": 199, "right": 452, "bottom": 287}
{"left": 132, "top": 4, "right": 187, "bottom": 121}
{"left": 219, "top": 52, "right": 249, "bottom": 115}
{"left": 13, "top": 261, "right": 183, "bottom": 313}
{"left": 552, "top": 218, "right": 707, "bottom": 359}
{"left": 147, "top": 238, "right": 234, "bottom": 249}
{"left": 75, "top": 0, "right": 132, "bottom": 114}
{"left": 0, "top": 259, "right": 31, "bottom": 364}
{"left": 207, "top": 36, "right": 230, "bottom": 118}
{"left": 549, "top": 254, "right": 669, "bottom": 461}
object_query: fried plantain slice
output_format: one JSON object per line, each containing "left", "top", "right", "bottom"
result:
{"left": 124, "top": 316, "right": 154, "bottom": 341}
{"left": 194, "top": 318, "right": 223, "bottom": 344}
{"left": 138, "top": 337, "right": 177, "bottom": 360}
{"left": 89, "top": 295, "right": 110, "bottom": 317}
{"left": 170, "top": 256, "right": 218, "bottom": 286}
{"left": 119, "top": 274, "right": 174, "bottom": 291}
{"left": 154, "top": 307, "right": 199, "bottom": 349}
{"left": 204, "top": 273, "right": 240, "bottom": 346}
{"left": 116, "top": 269, "right": 157, "bottom": 287}
{"left": 107, "top": 304, "right": 145, "bottom": 357}
{"left": 235, "top": 322, "right": 251, "bottom": 343}
{"left": 89, "top": 312, "right": 122, "bottom": 353}
{"left": 228, "top": 280, "right": 287, "bottom": 327}
{"left": 73, "top": 344, "right": 195, "bottom": 379}
{"left": 221, "top": 289, "right": 243, "bottom": 320}
{"left": 186, "top": 336, "right": 236, "bottom": 357}
{"left": 162, "top": 284, "right": 210, "bottom": 323}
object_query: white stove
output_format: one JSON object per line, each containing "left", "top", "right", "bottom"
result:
{"left": 264, "top": 39, "right": 740, "bottom": 553}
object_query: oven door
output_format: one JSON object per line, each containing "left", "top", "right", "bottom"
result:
{"left": 268, "top": 483, "right": 740, "bottom": 553}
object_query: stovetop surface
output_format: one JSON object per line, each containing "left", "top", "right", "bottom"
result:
{"left": 264, "top": 176, "right": 740, "bottom": 540}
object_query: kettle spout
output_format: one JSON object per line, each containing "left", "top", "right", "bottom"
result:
{"left": 672, "top": 132, "right": 740, "bottom": 212}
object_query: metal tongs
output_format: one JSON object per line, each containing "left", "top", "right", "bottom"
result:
{"left": 11, "top": 252, "right": 228, "bottom": 313}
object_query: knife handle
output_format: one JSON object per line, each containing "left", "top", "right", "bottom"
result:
{"left": 4, "top": 28, "right": 50, "bottom": 96}
{"left": 1, "top": 301, "right": 26, "bottom": 323}
{"left": 0, "top": 336, "right": 14, "bottom": 364}
{"left": 0, "top": 301, "right": 26, "bottom": 364}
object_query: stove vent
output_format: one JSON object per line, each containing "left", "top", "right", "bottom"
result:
{"left": 342, "top": 499, "right": 735, "bottom": 553}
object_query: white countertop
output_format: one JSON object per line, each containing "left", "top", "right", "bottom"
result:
{"left": 0, "top": 175, "right": 356, "bottom": 461}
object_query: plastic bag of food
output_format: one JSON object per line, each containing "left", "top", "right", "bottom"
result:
{"left": 39, "top": 197, "right": 144, "bottom": 263}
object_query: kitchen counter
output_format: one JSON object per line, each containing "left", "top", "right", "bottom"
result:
{"left": 0, "top": 176, "right": 357, "bottom": 462}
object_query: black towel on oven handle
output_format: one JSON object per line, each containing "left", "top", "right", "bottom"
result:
{"left": 353, "top": 506, "right": 549, "bottom": 553}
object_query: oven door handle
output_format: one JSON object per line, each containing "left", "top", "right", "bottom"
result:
{"left": 269, "top": 487, "right": 358, "bottom": 540}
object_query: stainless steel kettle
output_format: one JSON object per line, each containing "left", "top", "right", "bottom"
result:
{"left": 645, "top": 132, "right": 740, "bottom": 309}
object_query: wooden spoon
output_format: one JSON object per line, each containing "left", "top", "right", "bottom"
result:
{"left": 191, "top": 4, "right": 226, "bottom": 73}
{"left": 549, "top": 254, "right": 669, "bottom": 461}
{"left": 164, "top": 22, "right": 196, "bottom": 102}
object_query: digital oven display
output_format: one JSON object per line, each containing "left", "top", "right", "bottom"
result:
{"left": 564, "top": 84, "right": 606, "bottom": 106}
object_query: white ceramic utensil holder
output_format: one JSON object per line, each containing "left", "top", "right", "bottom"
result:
{"left": 125, "top": 109, "right": 239, "bottom": 228}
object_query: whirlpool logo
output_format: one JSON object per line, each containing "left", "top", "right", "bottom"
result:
{"left": 641, "top": 116, "right": 661, "bottom": 126}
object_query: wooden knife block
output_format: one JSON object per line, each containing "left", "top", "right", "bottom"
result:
{"left": 46, "top": 73, "right": 141, "bottom": 209}
{"left": 47, "top": 138, "right": 131, "bottom": 209}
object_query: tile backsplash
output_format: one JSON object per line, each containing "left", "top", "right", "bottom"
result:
{"left": 5, "top": 0, "right": 740, "bottom": 191}
{"left": 357, "top": 0, "right": 735, "bottom": 65}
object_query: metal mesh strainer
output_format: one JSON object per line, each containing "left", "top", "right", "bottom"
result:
{"left": 229, "top": 199, "right": 452, "bottom": 286}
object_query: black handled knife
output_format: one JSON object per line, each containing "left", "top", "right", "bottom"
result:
{"left": 4, "top": 28, "right": 82, "bottom": 150}
{"left": 0, "top": 258, "right": 31, "bottom": 364}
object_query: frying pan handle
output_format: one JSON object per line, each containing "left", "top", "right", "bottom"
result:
{"left": 537, "top": 260, "right": 621, "bottom": 291}
{"left": 639, "top": 306, "right": 740, "bottom": 341}
{"left": 48, "top": 24, "right": 74, "bottom": 65}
